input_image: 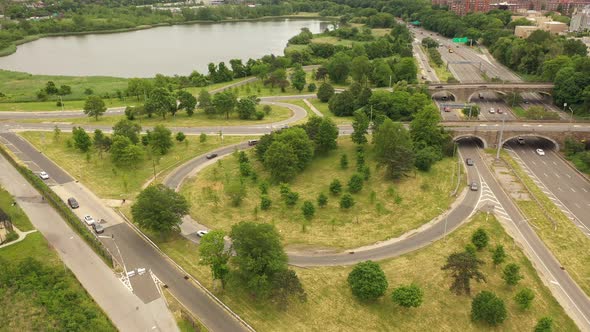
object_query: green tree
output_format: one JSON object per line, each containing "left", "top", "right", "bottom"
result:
{"left": 148, "top": 125, "right": 173, "bottom": 155}
{"left": 93, "top": 129, "right": 111, "bottom": 158}
{"left": 317, "top": 83, "right": 335, "bottom": 103}
{"left": 176, "top": 90, "right": 197, "bottom": 116}
{"left": 441, "top": 252, "right": 486, "bottom": 295}
{"left": 394, "top": 57, "right": 418, "bottom": 83}
{"left": 492, "top": 245, "right": 506, "bottom": 266}
{"left": 213, "top": 90, "right": 237, "bottom": 120}
{"left": 145, "top": 87, "right": 176, "bottom": 119}
{"left": 266, "top": 69, "right": 289, "bottom": 92}
{"left": 391, "top": 284, "right": 423, "bottom": 308}
{"left": 175, "top": 132, "right": 186, "bottom": 143}
{"left": 236, "top": 97, "right": 257, "bottom": 120}
{"left": 198, "top": 89, "right": 213, "bottom": 114}
{"left": 373, "top": 119, "right": 415, "bottom": 179}
{"left": 230, "top": 222, "right": 288, "bottom": 298}
{"left": 275, "top": 127, "right": 314, "bottom": 171}
{"left": 301, "top": 200, "right": 315, "bottom": 221}
{"left": 131, "top": 184, "right": 189, "bottom": 235}
{"left": 410, "top": 105, "right": 444, "bottom": 149}
{"left": 471, "top": 291, "right": 507, "bottom": 326}
{"left": 329, "top": 179, "right": 342, "bottom": 195}
{"left": 340, "top": 193, "right": 355, "bottom": 209}
{"left": 317, "top": 193, "right": 328, "bottom": 207}
{"left": 260, "top": 195, "right": 272, "bottom": 210}
{"left": 347, "top": 261, "right": 388, "bottom": 300}
{"left": 290, "top": 65, "right": 307, "bottom": 92}
{"left": 514, "top": 287, "right": 535, "bottom": 310}
{"left": 199, "top": 230, "right": 230, "bottom": 288}
{"left": 58, "top": 84, "right": 72, "bottom": 96}
{"left": 340, "top": 154, "right": 349, "bottom": 169}
{"left": 224, "top": 177, "right": 247, "bottom": 206}
{"left": 303, "top": 116, "right": 339, "bottom": 154}
{"left": 471, "top": 228, "right": 489, "bottom": 250}
{"left": 502, "top": 263, "right": 523, "bottom": 286}
{"left": 348, "top": 173, "right": 363, "bottom": 193}
{"left": 113, "top": 119, "right": 142, "bottom": 144}
{"left": 351, "top": 109, "right": 369, "bottom": 145}
{"left": 270, "top": 268, "right": 307, "bottom": 310}
{"left": 327, "top": 52, "right": 351, "bottom": 84}
{"left": 534, "top": 317, "right": 553, "bottom": 332}
{"left": 329, "top": 90, "right": 355, "bottom": 116}
{"left": 45, "top": 81, "right": 58, "bottom": 95}
{"left": 110, "top": 135, "right": 144, "bottom": 168}
{"left": 350, "top": 55, "right": 372, "bottom": 84}
{"left": 414, "top": 146, "right": 440, "bottom": 172}
{"left": 199, "top": 133, "right": 207, "bottom": 143}
{"left": 264, "top": 141, "right": 298, "bottom": 182}
{"left": 72, "top": 126, "right": 92, "bottom": 152}
{"left": 83, "top": 95, "right": 107, "bottom": 120}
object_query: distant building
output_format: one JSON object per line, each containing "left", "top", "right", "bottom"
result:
{"left": 515, "top": 25, "right": 541, "bottom": 37}
{"left": 570, "top": 5, "right": 590, "bottom": 31}
{"left": 514, "top": 20, "right": 568, "bottom": 37}
{"left": 433, "top": 0, "right": 490, "bottom": 15}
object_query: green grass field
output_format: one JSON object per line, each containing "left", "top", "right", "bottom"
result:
{"left": 0, "top": 186, "right": 34, "bottom": 231}
{"left": 181, "top": 138, "right": 457, "bottom": 249}
{"left": 306, "top": 98, "right": 353, "bottom": 125}
{"left": 155, "top": 212, "right": 577, "bottom": 332}
{"left": 0, "top": 69, "right": 129, "bottom": 102}
{"left": 23, "top": 104, "right": 293, "bottom": 127}
{"left": 501, "top": 152, "right": 590, "bottom": 296}
{"left": 0, "top": 232, "right": 116, "bottom": 331}
{"left": 21, "top": 132, "right": 251, "bottom": 199}
{"left": 0, "top": 98, "right": 134, "bottom": 112}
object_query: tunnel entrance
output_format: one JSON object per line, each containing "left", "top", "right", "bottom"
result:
{"left": 503, "top": 135, "right": 559, "bottom": 152}
{"left": 454, "top": 135, "right": 486, "bottom": 148}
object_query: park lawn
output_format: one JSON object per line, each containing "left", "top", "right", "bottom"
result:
{"left": 0, "top": 232, "right": 116, "bottom": 332}
{"left": 512, "top": 106, "right": 527, "bottom": 118}
{"left": 181, "top": 138, "right": 457, "bottom": 249}
{"left": 501, "top": 151, "right": 590, "bottom": 296}
{"left": 0, "top": 69, "right": 129, "bottom": 102}
{"left": 20, "top": 132, "right": 250, "bottom": 199}
{"left": 24, "top": 104, "right": 293, "bottom": 127}
{"left": 155, "top": 213, "right": 577, "bottom": 332}
{"left": 307, "top": 98, "right": 352, "bottom": 125}
{"left": 184, "top": 76, "right": 253, "bottom": 95}
{"left": 0, "top": 186, "right": 34, "bottom": 231}
{"left": 0, "top": 98, "right": 134, "bottom": 112}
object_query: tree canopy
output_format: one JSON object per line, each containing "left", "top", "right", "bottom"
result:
{"left": 131, "top": 184, "right": 189, "bottom": 235}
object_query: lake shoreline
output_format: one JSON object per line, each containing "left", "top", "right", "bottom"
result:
{"left": 0, "top": 15, "right": 333, "bottom": 59}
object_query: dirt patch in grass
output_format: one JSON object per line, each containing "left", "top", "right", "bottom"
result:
{"left": 181, "top": 138, "right": 457, "bottom": 249}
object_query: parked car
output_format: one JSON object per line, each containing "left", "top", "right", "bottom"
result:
{"left": 470, "top": 182, "right": 479, "bottom": 191}
{"left": 489, "top": 108, "right": 495, "bottom": 114}
{"left": 247, "top": 140, "right": 259, "bottom": 146}
{"left": 83, "top": 215, "right": 95, "bottom": 226}
{"left": 92, "top": 223, "right": 104, "bottom": 234}
{"left": 206, "top": 153, "right": 218, "bottom": 160}
{"left": 196, "top": 230, "right": 209, "bottom": 237}
{"left": 38, "top": 171, "right": 49, "bottom": 180}
{"left": 67, "top": 197, "right": 79, "bottom": 209}
{"left": 536, "top": 148, "right": 545, "bottom": 156}
{"left": 466, "top": 158, "right": 474, "bottom": 166}
{"left": 497, "top": 109, "right": 503, "bottom": 114}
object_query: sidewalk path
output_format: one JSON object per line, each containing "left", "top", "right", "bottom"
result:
{"left": 0, "top": 226, "right": 37, "bottom": 249}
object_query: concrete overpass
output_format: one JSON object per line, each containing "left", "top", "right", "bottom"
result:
{"left": 448, "top": 123, "right": 589, "bottom": 150}
{"left": 429, "top": 83, "right": 554, "bottom": 102}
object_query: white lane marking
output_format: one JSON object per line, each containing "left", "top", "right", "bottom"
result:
{"left": 558, "top": 187, "right": 564, "bottom": 192}
{"left": 570, "top": 188, "right": 576, "bottom": 193}
{"left": 531, "top": 161, "right": 537, "bottom": 165}
{"left": 583, "top": 188, "right": 588, "bottom": 193}
{"left": 552, "top": 161, "right": 557, "bottom": 165}
{"left": 554, "top": 173, "right": 561, "bottom": 178}
{"left": 574, "top": 203, "right": 581, "bottom": 208}
{"left": 543, "top": 173, "right": 548, "bottom": 177}
{"left": 550, "top": 280, "right": 560, "bottom": 285}
{"left": 566, "top": 174, "right": 571, "bottom": 178}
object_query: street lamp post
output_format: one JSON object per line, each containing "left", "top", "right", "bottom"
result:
{"left": 496, "top": 112, "right": 506, "bottom": 160}
{"left": 568, "top": 106, "right": 574, "bottom": 125}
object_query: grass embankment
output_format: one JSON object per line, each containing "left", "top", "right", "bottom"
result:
{"left": 20, "top": 132, "right": 249, "bottom": 199}
{"left": 181, "top": 138, "right": 456, "bottom": 249}
{"left": 24, "top": 104, "right": 293, "bottom": 127}
{"left": 0, "top": 69, "right": 129, "bottom": 103}
{"left": 421, "top": 46, "right": 454, "bottom": 82}
{"left": 155, "top": 213, "right": 577, "bottom": 331}
{"left": 0, "top": 231, "right": 116, "bottom": 331}
{"left": 0, "top": 186, "right": 34, "bottom": 231}
{"left": 501, "top": 151, "right": 590, "bottom": 296}
{"left": 306, "top": 98, "right": 353, "bottom": 125}
{"left": 0, "top": 98, "right": 134, "bottom": 112}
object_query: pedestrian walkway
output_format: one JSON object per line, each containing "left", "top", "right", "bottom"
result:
{"left": 0, "top": 225, "right": 37, "bottom": 249}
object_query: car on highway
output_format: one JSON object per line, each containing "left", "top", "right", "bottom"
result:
{"left": 83, "top": 215, "right": 96, "bottom": 226}
{"left": 67, "top": 197, "right": 79, "bottom": 209}
{"left": 206, "top": 153, "right": 218, "bottom": 159}
{"left": 196, "top": 230, "right": 209, "bottom": 237}
{"left": 470, "top": 182, "right": 479, "bottom": 191}
{"left": 466, "top": 158, "right": 474, "bottom": 166}
{"left": 497, "top": 109, "right": 503, "bottom": 114}
{"left": 38, "top": 171, "right": 49, "bottom": 180}
{"left": 489, "top": 108, "right": 495, "bottom": 114}
{"left": 536, "top": 149, "right": 545, "bottom": 156}
{"left": 247, "top": 140, "right": 259, "bottom": 146}
{"left": 92, "top": 223, "right": 104, "bottom": 234}
{"left": 518, "top": 137, "right": 525, "bottom": 145}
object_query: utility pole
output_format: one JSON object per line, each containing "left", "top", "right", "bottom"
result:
{"left": 496, "top": 113, "right": 506, "bottom": 160}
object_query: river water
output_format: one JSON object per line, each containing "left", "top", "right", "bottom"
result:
{"left": 0, "top": 19, "right": 329, "bottom": 77}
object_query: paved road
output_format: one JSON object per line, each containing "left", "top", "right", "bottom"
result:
{"left": 412, "top": 39, "right": 439, "bottom": 83}
{"left": 464, "top": 139, "right": 590, "bottom": 330}
{"left": 506, "top": 137, "right": 590, "bottom": 236}
{"left": 0, "top": 133, "right": 251, "bottom": 332}
{"left": 0, "top": 153, "right": 179, "bottom": 332}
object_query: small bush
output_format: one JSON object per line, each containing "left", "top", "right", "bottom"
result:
{"left": 302, "top": 200, "right": 315, "bottom": 220}
{"left": 260, "top": 195, "right": 272, "bottom": 210}
{"left": 263, "top": 104, "right": 272, "bottom": 115}
{"left": 307, "top": 83, "right": 317, "bottom": 92}
{"left": 391, "top": 284, "right": 423, "bottom": 308}
{"left": 340, "top": 154, "right": 348, "bottom": 169}
{"left": 534, "top": 317, "right": 553, "bottom": 332}
{"left": 471, "top": 228, "right": 489, "bottom": 250}
{"left": 199, "top": 133, "right": 207, "bottom": 143}
{"left": 317, "top": 193, "right": 328, "bottom": 207}
{"left": 471, "top": 291, "right": 507, "bottom": 326}
{"left": 348, "top": 173, "right": 363, "bottom": 193}
{"left": 175, "top": 132, "right": 186, "bottom": 142}
{"left": 340, "top": 193, "right": 355, "bottom": 209}
{"left": 514, "top": 287, "right": 535, "bottom": 310}
{"left": 255, "top": 110, "right": 265, "bottom": 120}
{"left": 329, "top": 179, "right": 342, "bottom": 195}
{"left": 348, "top": 261, "right": 388, "bottom": 300}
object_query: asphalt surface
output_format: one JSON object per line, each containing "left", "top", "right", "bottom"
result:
{"left": 412, "top": 39, "right": 439, "bottom": 83}
{"left": 506, "top": 137, "right": 590, "bottom": 236}
{"left": 465, "top": 139, "right": 590, "bottom": 330}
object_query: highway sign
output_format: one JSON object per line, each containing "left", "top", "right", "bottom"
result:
{"left": 452, "top": 37, "right": 468, "bottom": 43}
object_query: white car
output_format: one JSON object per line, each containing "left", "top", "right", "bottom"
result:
{"left": 536, "top": 149, "right": 545, "bottom": 156}
{"left": 83, "top": 215, "right": 96, "bottom": 226}
{"left": 489, "top": 108, "right": 495, "bottom": 114}
{"left": 196, "top": 230, "right": 209, "bottom": 237}
{"left": 39, "top": 171, "right": 49, "bottom": 180}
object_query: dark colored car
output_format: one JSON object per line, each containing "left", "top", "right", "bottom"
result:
{"left": 92, "top": 223, "right": 105, "bottom": 234}
{"left": 466, "top": 158, "right": 474, "bottom": 166}
{"left": 67, "top": 197, "right": 79, "bottom": 209}
{"left": 206, "top": 153, "right": 218, "bottom": 160}
{"left": 248, "top": 140, "right": 259, "bottom": 146}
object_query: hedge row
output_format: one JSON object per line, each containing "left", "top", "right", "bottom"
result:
{"left": 0, "top": 144, "right": 113, "bottom": 267}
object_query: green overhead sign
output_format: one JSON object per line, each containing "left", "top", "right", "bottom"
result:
{"left": 411, "top": 20, "right": 421, "bottom": 25}
{"left": 452, "top": 37, "right": 469, "bottom": 43}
